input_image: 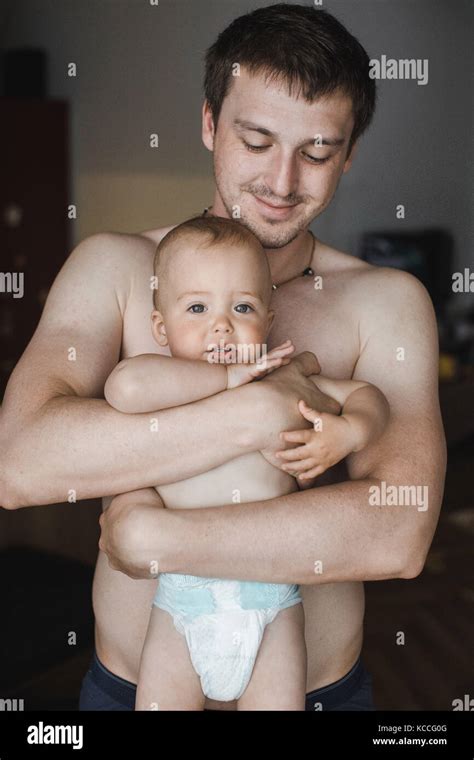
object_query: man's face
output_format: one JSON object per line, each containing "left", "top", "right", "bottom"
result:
{"left": 202, "top": 68, "right": 356, "bottom": 249}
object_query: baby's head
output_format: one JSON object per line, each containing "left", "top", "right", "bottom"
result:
{"left": 151, "top": 216, "right": 274, "bottom": 363}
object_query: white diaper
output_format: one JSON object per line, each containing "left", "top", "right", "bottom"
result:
{"left": 153, "top": 574, "right": 302, "bottom": 701}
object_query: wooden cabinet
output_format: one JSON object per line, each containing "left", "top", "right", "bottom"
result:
{"left": 0, "top": 98, "right": 70, "bottom": 398}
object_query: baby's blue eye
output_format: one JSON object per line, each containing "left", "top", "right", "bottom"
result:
{"left": 235, "top": 304, "right": 254, "bottom": 313}
{"left": 188, "top": 304, "right": 206, "bottom": 313}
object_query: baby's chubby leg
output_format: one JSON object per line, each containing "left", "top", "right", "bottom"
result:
{"left": 135, "top": 605, "right": 205, "bottom": 711}
{"left": 237, "top": 603, "right": 307, "bottom": 710}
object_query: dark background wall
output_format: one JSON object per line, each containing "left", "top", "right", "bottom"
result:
{"left": 1, "top": 0, "right": 472, "bottom": 309}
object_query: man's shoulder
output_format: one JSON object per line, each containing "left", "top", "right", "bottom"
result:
{"left": 138, "top": 224, "right": 179, "bottom": 245}
{"left": 320, "top": 240, "right": 430, "bottom": 299}
{"left": 317, "top": 238, "right": 370, "bottom": 277}
{"left": 350, "top": 261, "right": 431, "bottom": 304}
{"left": 347, "top": 261, "right": 435, "bottom": 333}
{"left": 319, "top": 239, "right": 434, "bottom": 322}
{"left": 76, "top": 224, "right": 178, "bottom": 268}
{"left": 89, "top": 224, "right": 177, "bottom": 250}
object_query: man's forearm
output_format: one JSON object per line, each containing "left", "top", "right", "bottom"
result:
{"left": 2, "top": 384, "right": 262, "bottom": 508}
{"left": 159, "top": 475, "right": 440, "bottom": 584}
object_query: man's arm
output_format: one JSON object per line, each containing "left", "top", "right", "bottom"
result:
{"left": 0, "top": 232, "right": 330, "bottom": 509}
{"left": 99, "top": 487, "right": 166, "bottom": 579}
{"left": 0, "top": 234, "right": 262, "bottom": 508}
{"left": 107, "top": 269, "right": 446, "bottom": 583}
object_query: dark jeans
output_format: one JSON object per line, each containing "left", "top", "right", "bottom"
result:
{"left": 79, "top": 650, "right": 375, "bottom": 711}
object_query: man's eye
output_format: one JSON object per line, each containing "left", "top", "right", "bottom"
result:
{"left": 235, "top": 304, "right": 254, "bottom": 313}
{"left": 188, "top": 304, "right": 206, "bottom": 313}
{"left": 243, "top": 141, "right": 268, "bottom": 153}
{"left": 243, "top": 140, "right": 329, "bottom": 165}
{"left": 304, "top": 154, "right": 330, "bottom": 165}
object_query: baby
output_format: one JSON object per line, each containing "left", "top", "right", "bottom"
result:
{"left": 104, "top": 215, "right": 389, "bottom": 710}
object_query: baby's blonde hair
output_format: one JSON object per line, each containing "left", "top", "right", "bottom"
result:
{"left": 153, "top": 215, "right": 272, "bottom": 311}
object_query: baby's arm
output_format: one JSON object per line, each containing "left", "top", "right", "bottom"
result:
{"left": 313, "top": 376, "right": 390, "bottom": 453}
{"left": 105, "top": 354, "right": 227, "bottom": 413}
{"left": 104, "top": 342, "right": 295, "bottom": 413}
{"left": 276, "top": 376, "right": 390, "bottom": 485}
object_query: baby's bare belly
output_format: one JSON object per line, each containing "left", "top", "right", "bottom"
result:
{"left": 93, "top": 454, "right": 365, "bottom": 709}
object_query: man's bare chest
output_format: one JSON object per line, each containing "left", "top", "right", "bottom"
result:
{"left": 264, "top": 277, "right": 359, "bottom": 380}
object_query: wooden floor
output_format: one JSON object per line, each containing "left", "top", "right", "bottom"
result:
{"left": 364, "top": 436, "right": 474, "bottom": 709}
{"left": 363, "top": 509, "right": 474, "bottom": 709}
{"left": 2, "top": 439, "right": 473, "bottom": 711}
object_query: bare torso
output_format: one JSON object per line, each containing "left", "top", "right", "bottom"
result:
{"left": 93, "top": 223, "right": 371, "bottom": 710}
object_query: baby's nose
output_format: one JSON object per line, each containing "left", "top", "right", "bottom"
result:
{"left": 213, "top": 317, "right": 233, "bottom": 333}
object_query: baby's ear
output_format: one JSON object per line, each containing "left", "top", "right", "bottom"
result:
{"left": 151, "top": 309, "right": 168, "bottom": 346}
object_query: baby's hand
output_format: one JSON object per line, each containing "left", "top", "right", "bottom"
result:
{"left": 275, "top": 399, "right": 358, "bottom": 480}
{"left": 226, "top": 340, "right": 295, "bottom": 389}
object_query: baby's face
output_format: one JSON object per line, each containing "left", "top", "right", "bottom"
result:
{"left": 152, "top": 241, "right": 274, "bottom": 363}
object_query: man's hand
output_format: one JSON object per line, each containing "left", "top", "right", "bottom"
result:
{"left": 98, "top": 488, "right": 167, "bottom": 579}
{"left": 257, "top": 351, "right": 341, "bottom": 469}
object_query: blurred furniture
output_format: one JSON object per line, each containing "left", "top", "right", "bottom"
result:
{"left": 0, "top": 97, "right": 70, "bottom": 398}
{"left": 440, "top": 380, "right": 474, "bottom": 447}
{"left": 0, "top": 95, "right": 101, "bottom": 570}
{"left": 358, "top": 228, "right": 454, "bottom": 316}
{"left": 359, "top": 228, "right": 474, "bottom": 446}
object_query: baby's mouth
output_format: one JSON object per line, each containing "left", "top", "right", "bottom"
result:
{"left": 206, "top": 344, "right": 235, "bottom": 362}
{"left": 206, "top": 345, "right": 232, "bottom": 354}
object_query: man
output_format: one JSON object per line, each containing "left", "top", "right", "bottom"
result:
{"left": 0, "top": 5, "right": 445, "bottom": 711}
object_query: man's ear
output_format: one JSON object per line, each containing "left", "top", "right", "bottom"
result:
{"left": 343, "top": 139, "right": 359, "bottom": 174}
{"left": 202, "top": 100, "right": 216, "bottom": 152}
{"left": 151, "top": 309, "right": 168, "bottom": 346}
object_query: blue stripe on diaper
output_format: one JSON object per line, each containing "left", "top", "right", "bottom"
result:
{"left": 239, "top": 580, "right": 301, "bottom": 610}
{"left": 153, "top": 574, "right": 302, "bottom": 618}
{"left": 239, "top": 580, "right": 281, "bottom": 609}
{"left": 154, "top": 573, "right": 215, "bottom": 616}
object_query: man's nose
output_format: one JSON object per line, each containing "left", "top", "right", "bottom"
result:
{"left": 264, "top": 150, "right": 298, "bottom": 200}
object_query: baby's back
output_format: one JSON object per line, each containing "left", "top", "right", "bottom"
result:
{"left": 157, "top": 451, "right": 297, "bottom": 509}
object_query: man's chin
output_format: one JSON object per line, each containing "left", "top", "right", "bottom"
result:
{"left": 241, "top": 214, "right": 303, "bottom": 249}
